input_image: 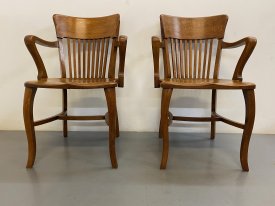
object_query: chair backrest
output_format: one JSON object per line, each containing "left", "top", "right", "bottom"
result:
{"left": 160, "top": 14, "right": 228, "bottom": 79}
{"left": 53, "top": 14, "right": 120, "bottom": 79}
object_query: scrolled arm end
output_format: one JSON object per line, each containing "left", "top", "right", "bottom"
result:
{"left": 246, "top": 36, "right": 257, "bottom": 45}
{"left": 118, "top": 35, "right": 127, "bottom": 43}
{"left": 152, "top": 36, "right": 161, "bottom": 43}
{"left": 24, "top": 35, "right": 35, "bottom": 46}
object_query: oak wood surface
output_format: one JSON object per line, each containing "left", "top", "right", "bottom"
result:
{"left": 160, "top": 14, "right": 228, "bottom": 39}
{"left": 53, "top": 14, "right": 120, "bottom": 39}
{"left": 160, "top": 79, "right": 255, "bottom": 89}
{"left": 23, "top": 88, "right": 37, "bottom": 168}
{"left": 24, "top": 14, "right": 127, "bottom": 169}
{"left": 153, "top": 14, "right": 257, "bottom": 171}
{"left": 211, "top": 89, "right": 217, "bottom": 139}
{"left": 25, "top": 78, "right": 117, "bottom": 89}
{"left": 62, "top": 89, "right": 68, "bottom": 137}
{"left": 160, "top": 88, "right": 173, "bottom": 169}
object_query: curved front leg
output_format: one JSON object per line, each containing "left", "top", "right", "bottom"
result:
{"left": 115, "top": 108, "right": 119, "bottom": 138}
{"left": 23, "top": 87, "right": 37, "bottom": 168}
{"left": 160, "top": 88, "right": 173, "bottom": 169}
{"left": 104, "top": 88, "right": 118, "bottom": 168}
{"left": 159, "top": 119, "right": 163, "bottom": 139}
{"left": 241, "top": 89, "right": 255, "bottom": 171}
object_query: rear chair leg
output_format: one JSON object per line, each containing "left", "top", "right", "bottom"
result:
{"left": 23, "top": 87, "right": 37, "bottom": 168}
{"left": 62, "top": 89, "right": 68, "bottom": 138}
{"left": 240, "top": 89, "right": 255, "bottom": 171}
{"left": 211, "top": 89, "right": 217, "bottom": 139}
{"left": 160, "top": 88, "right": 173, "bottom": 169}
{"left": 104, "top": 88, "right": 118, "bottom": 168}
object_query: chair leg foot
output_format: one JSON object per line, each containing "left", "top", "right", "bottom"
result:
{"left": 210, "top": 122, "right": 216, "bottom": 140}
{"left": 63, "top": 121, "right": 68, "bottom": 138}
{"left": 23, "top": 87, "right": 37, "bottom": 168}
{"left": 240, "top": 89, "right": 255, "bottom": 172}
{"left": 160, "top": 88, "right": 173, "bottom": 169}
{"left": 104, "top": 88, "right": 118, "bottom": 169}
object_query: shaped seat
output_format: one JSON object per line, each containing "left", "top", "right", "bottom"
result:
{"left": 25, "top": 78, "right": 117, "bottom": 89}
{"left": 161, "top": 79, "right": 255, "bottom": 89}
{"left": 152, "top": 14, "right": 256, "bottom": 171}
{"left": 23, "top": 14, "right": 127, "bottom": 168}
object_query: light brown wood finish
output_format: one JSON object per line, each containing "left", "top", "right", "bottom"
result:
{"left": 53, "top": 14, "right": 119, "bottom": 39}
{"left": 222, "top": 37, "right": 257, "bottom": 81}
{"left": 23, "top": 14, "right": 127, "bottom": 168}
{"left": 23, "top": 87, "right": 37, "bottom": 168}
{"left": 62, "top": 89, "right": 68, "bottom": 137}
{"left": 160, "top": 15, "right": 228, "bottom": 39}
{"left": 210, "top": 89, "right": 217, "bottom": 139}
{"left": 24, "top": 36, "right": 58, "bottom": 79}
{"left": 152, "top": 36, "right": 162, "bottom": 88}
{"left": 152, "top": 14, "right": 257, "bottom": 171}
{"left": 118, "top": 36, "right": 127, "bottom": 87}
{"left": 104, "top": 88, "right": 118, "bottom": 168}
{"left": 241, "top": 89, "right": 255, "bottom": 171}
{"left": 160, "top": 88, "right": 173, "bottom": 169}
{"left": 160, "top": 79, "right": 255, "bottom": 89}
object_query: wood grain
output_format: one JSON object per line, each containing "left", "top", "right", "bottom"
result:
{"left": 160, "top": 14, "right": 228, "bottom": 39}
{"left": 153, "top": 14, "right": 257, "bottom": 171}
{"left": 24, "top": 14, "right": 127, "bottom": 168}
{"left": 53, "top": 14, "right": 120, "bottom": 39}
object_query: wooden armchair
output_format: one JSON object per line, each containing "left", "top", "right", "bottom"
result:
{"left": 23, "top": 14, "right": 127, "bottom": 168}
{"left": 152, "top": 14, "right": 256, "bottom": 171}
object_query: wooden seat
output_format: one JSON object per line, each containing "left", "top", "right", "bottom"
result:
{"left": 152, "top": 14, "right": 257, "bottom": 171}
{"left": 161, "top": 79, "right": 255, "bottom": 89}
{"left": 25, "top": 78, "right": 117, "bottom": 89}
{"left": 23, "top": 14, "right": 127, "bottom": 169}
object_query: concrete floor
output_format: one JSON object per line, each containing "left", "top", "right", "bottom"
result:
{"left": 0, "top": 131, "right": 274, "bottom": 206}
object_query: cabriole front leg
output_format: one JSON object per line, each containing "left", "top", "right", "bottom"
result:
{"left": 104, "top": 88, "right": 118, "bottom": 168}
{"left": 241, "top": 89, "right": 255, "bottom": 171}
{"left": 23, "top": 87, "right": 37, "bottom": 168}
{"left": 159, "top": 118, "right": 163, "bottom": 139}
{"left": 160, "top": 88, "right": 173, "bottom": 169}
{"left": 115, "top": 108, "right": 120, "bottom": 138}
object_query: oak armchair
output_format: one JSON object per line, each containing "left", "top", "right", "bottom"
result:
{"left": 23, "top": 14, "right": 127, "bottom": 168}
{"left": 152, "top": 14, "right": 256, "bottom": 171}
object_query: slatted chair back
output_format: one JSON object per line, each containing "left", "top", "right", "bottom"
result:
{"left": 160, "top": 14, "right": 228, "bottom": 79}
{"left": 53, "top": 14, "right": 120, "bottom": 79}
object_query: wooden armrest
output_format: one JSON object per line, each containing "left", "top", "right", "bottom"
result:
{"left": 117, "top": 35, "right": 127, "bottom": 87}
{"left": 152, "top": 36, "right": 162, "bottom": 88}
{"left": 222, "top": 37, "right": 257, "bottom": 81}
{"left": 25, "top": 35, "right": 58, "bottom": 48}
{"left": 24, "top": 35, "right": 58, "bottom": 80}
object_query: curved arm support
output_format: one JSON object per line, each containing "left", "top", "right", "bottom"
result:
{"left": 117, "top": 35, "right": 127, "bottom": 87}
{"left": 222, "top": 37, "right": 257, "bottom": 81}
{"left": 152, "top": 36, "right": 162, "bottom": 88}
{"left": 24, "top": 35, "right": 58, "bottom": 80}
